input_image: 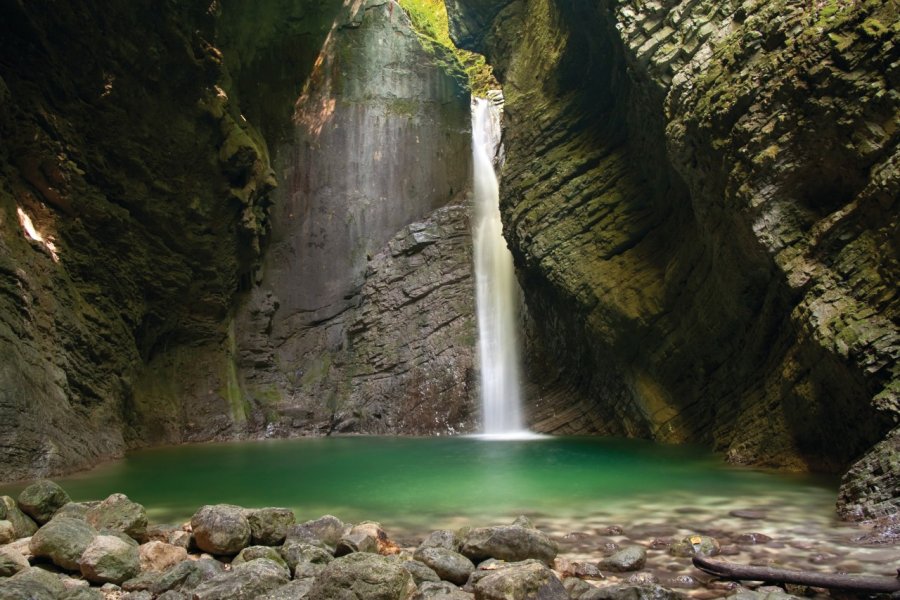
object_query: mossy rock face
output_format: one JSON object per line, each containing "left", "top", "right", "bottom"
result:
{"left": 445, "top": 0, "right": 900, "bottom": 516}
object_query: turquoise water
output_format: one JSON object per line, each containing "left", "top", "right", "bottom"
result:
{"left": 0, "top": 436, "right": 839, "bottom": 536}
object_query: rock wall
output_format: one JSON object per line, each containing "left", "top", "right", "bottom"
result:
{"left": 0, "top": 0, "right": 477, "bottom": 480}
{"left": 234, "top": 0, "right": 477, "bottom": 436}
{"left": 448, "top": 0, "right": 899, "bottom": 517}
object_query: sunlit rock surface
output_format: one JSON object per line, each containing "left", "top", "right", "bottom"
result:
{"left": 447, "top": 0, "right": 898, "bottom": 516}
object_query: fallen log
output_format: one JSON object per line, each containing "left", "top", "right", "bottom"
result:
{"left": 692, "top": 556, "right": 900, "bottom": 594}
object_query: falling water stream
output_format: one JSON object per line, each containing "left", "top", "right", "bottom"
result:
{"left": 471, "top": 97, "right": 529, "bottom": 436}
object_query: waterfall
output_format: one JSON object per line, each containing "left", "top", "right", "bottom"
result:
{"left": 471, "top": 97, "right": 528, "bottom": 437}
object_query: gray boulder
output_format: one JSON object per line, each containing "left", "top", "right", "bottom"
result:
{"left": 472, "top": 561, "right": 567, "bottom": 599}
{"left": 79, "top": 534, "right": 141, "bottom": 584}
{"left": 86, "top": 494, "right": 148, "bottom": 542}
{"left": 279, "top": 539, "right": 333, "bottom": 573}
{"left": 17, "top": 480, "right": 71, "bottom": 524}
{"left": 287, "top": 515, "right": 346, "bottom": 549}
{"left": 192, "top": 558, "right": 291, "bottom": 600}
{"left": 55, "top": 502, "right": 94, "bottom": 520}
{"left": 600, "top": 546, "right": 647, "bottom": 572}
{"left": 413, "top": 546, "right": 475, "bottom": 585}
{"left": 29, "top": 515, "right": 97, "bottom": 570}
{"left": 233, "top": 545, "right": 289, "bottom": 570}
{"left": 61, "top": 587, "right": 104, "bottom": 599}
{"left": 151, "top": 558, "right": 225, "bottom": 595}
{"left": 0, "top": 566, "right": 66, "bottom": 600}
{"left": 335, "top": 521, "right": 389, "bottom": 556}
{"left": 0, "top": 519, "right": 14, "bottom": 543}
{"left": 415, "top": 581, "right": 474, "bottom": 599}
{"left": 261, "top": 578, "right": 317, "bottom": 600}
{"left": 403, "top": 559, "right": 442, "bottom": 584}
{"left": 190, "top": 504, "right": 251, "bottom": 555}
{"left": 247, "top": 507, "right": 295, "bottom": 546}
{"left": 0, "top": 546, "right": 30, "bottom": 576}
{"left": 460, "top": 525, "right": 558, "bottom": 565}
{"left": 0, "top": 496, "right": 39, "bottom": 538}
{"left": 419, "top": 530, "right": 461, "bottom": 552}
{"left": 579, "top": 584, "right": 685, "bottom": 599}
{"left": 307, "top": 552, "right": 417, "bottom": 600}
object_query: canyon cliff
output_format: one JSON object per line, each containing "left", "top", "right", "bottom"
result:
{"left": 446, "top": 0, "right": 898, "bottom": 519}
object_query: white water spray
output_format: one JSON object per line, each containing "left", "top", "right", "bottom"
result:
{"left": 471, "top": 97, "right": 530, "bottom": 437}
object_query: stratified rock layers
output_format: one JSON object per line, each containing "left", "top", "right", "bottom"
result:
{"left": 447, "top": 0, "right": 898, "bottom": 517}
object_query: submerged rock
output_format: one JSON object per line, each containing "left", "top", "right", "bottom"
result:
{"left": 190, "top": 504, "right": 251, "bottom": 555}
{"left": 307, "top": 552, "right": 417, "bottom": 600}
{"left": 600, "top": 546, "right": 647, "bottom": 572}
{"left": 17, "top": 480, "right": 71, "bottom": 524}
{"left": 29, "top": 516, "right": 97, "bottom": 570}
{"left": 460, "top": 525, "right": 558, "bottom": 565}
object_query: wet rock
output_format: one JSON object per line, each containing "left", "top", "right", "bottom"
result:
{"left": 85, "top": 494, "right": 147, "bottom": 542}
{"left": 150, "top": 557, "right": 225, "bottom": 595}
{"left": 404, "top": 559, "right": 442, "bottom": 584}
{"left": 460, "top": 525, "right": 558, "bottom": 565}
{"left": 287, "top": 515, "right": 346, "bottom": 549}
{"left": 17, "top": 481, "right": 71, "bottom": 525}
{"left": 583, "top": 584, "right": 685, "bottom": 599}
{"left": 79, "top": 534, "right": 141, "bottom": 584}
{"left": 138, "top": 540, "right": 188, "bottom": 572}
{"left": 601, "top": 526, "right": 625, "bottom": 536}
{"left": 0, "top": 546, "right": 30, "bottom": 576}
{"left": 649, "top": 538, "right": 671, "bottom": 550}
{"left": 564, "top": 576, "right": 595, "bottom": 599}
{"left": 728, "top": 590, "right": 802, "bottom": 600}
{"left": 233, "top": 545, "right": 289, "bottom": 570}
{"left": 0, "top": 566, "right": 67, "bottom": 600}
{"left": 307, "top": 552, "right": 417, "bottom": 600}
{"left": 415, "top": 580, "right": 473, "bottom": 599}
{"left": 30, "top": 516, "right": 97, "bottom": 570}
{"left": 280, "top": 539, "right": 333, "bottom": 572}
{"left": 420, "top": 529, "right": 461, "bottom": 552}
{"left": 664, "top": 575, "right": 698, "bottom": 589}
{"left": 190, "top": 504, "right": 251, "bottom": 556}
{"left": 0, "top": 497, "right": 38, "bottom": 538}
{"left": 555, "top": 558, "right": 603, "bottom": 579}
{"left": 413, "top": 546, "right": 475, "bottom": 585}
{"left": 472, "top": 560, "right": 567, "bottom": 599}
{"left": 600, "top": 546, "right": 647, "bottom": 572}
{"left": 193, "top": 558, "right": 291, "bottom": 600}
{"left": 735, "top": 533, "right": 772, "bottom": 545}
{"left": 247, "top": 507, "right": 296, "bottom": 546}
{"left": 668, "top": 536, "right": 720, "bottom": 558}
{"left": 625, "top": 573, "right": 659, "bottom": 585}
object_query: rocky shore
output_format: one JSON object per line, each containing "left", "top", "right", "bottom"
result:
{"left": 0, "top": 481, "right": 897, "bottom": 600}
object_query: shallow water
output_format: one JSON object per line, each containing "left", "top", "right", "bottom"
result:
{"left": 4, "top": 435, "right": 897, "bottom": 592}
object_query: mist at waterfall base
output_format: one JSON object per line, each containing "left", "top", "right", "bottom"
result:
{"left": 471, "top": 98, "right": 532, "bottom": 439}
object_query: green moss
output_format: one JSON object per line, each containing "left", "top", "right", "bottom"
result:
{"left": 300, "top": 353, "right": 332, "bottom": 387}
{"left": 828, "top": 31, "right": 857, "bottom": 50}
{"left": 222, "top": 320, "right": 248, "bottom": 424}
{"left": 860, "top": 17, "right": 889, "bottom": 38}
{"left": 387, "top": 98, "right": 419, "bottom": 117}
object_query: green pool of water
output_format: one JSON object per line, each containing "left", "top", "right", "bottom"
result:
{"left": 0, "top": 436, "right": 838, "bottom": 536}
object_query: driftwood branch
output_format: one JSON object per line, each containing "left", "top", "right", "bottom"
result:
{"left": 692, "top": 556, "right": 900, "bottom": 594}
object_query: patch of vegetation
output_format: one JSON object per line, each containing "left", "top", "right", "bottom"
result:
{"left": 397, "top": 0, "right": 499, "bottom": 97}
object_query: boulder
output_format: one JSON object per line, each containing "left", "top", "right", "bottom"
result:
{"left": 415, "top": 581, "right": 473, "bottom": 599}
{"left": 122, "top": 571, "right": 163, "bottom": 592}
{"left": 472, "top": 561, "right": 567, "bottom": 600}
{"left": 280, "top": 539, "right": 334, "bottom": 572}
{"left": 61, "top": 588, "right": 104, "bottom": 599}
{"left": 460, "top": 525, "right": 558, "bottom": 565}
{"left": 419, "top": 530, "right": 461, "bottom": 552}
{"left": 600, "top": 547, "right": 647, "bottom": 572}
{"left": 190, "top": 504, "right": 251, "bottom": 555}
{"left": 403, "top": 559, "right": 442, "bottom": 585}
{"left": 307, "top": 552, "right": 417, "bottom": 600}
{"left": 192, "top": 558, "right": 291, "bottom": 600}
{"left": 17, "top": 480, "right": 71, "bottom": 524}
{"left": 138, "top": 540, "right": 188, "bottom": 572}
{"left": 151, "top": 558, "right": 225, "bottom": 595}
{"left": 261, "top": 578, "right": 317, "bottom": 600}
{"left": 85, "top": 494, "right": 148, "bottom": 542}
{"left": 55, "top": 502, "right": 93, "bottom": 520}
{"left": 29, "top": 516, "right": 97, "bottom": 570}
{"left": 0, "top": 546, "right": 30, "bottom": 576}
{"left": 233, "top": 545, "right": 289, "bottom": 570}
{"left": 0, "top": 519, "right": 15, "bottom": 544}
{"left": 287, "top": 515, "right": 346, "bottom": 549}
{"left": 579, "top": 584, "right": 685, "bottom": 599}
{"left": 0, "top": 496, "right": 38, "bottom": 538}
{"left": 0, "top": 566, "right": 66, "bottom": 600}
{"left": 79, "top": 534, "right": 141, "bottom": 584}
{"left": 668, "top": 536, "right": 720, "bottom": 558}
{"left": 247, "top": 507, "right": 296, "bottom": 546}
{"left": 413, "top": 546, "right": 475, "bottom": 585}
{"left": 336, "top": 521, "right": 397, "bottom": 556}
